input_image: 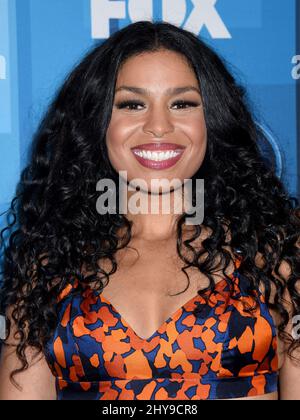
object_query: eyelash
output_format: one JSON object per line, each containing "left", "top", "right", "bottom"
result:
{"left": 115, "top": 100, "right": 200, "bottom": 111}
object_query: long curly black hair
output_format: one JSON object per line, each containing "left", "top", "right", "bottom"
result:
{"left": 0, "top": 21, "right": 300, "bottom": 389}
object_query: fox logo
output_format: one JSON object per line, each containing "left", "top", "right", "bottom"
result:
{"left": 91, "top": 0, "right": 231, "bottom": 39}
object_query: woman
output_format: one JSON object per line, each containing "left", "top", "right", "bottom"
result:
{"left": 0, "top": 21, "right": 299, "bottom": 400}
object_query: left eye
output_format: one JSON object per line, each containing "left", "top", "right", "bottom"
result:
{"left": 172, "top": 100, "right": 199, "bottom": 109}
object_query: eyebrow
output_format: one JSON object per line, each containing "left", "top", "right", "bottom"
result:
{"left": 115, "top": 85, "right": 201, "bottom": 96}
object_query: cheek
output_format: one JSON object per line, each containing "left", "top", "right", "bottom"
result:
{"left": 106, "top": 114, "right": 137, "bottom": 152}
{"left": 182, "top": 112, "right": 207, "bottom": 150}
{"left": 105, "top": 116, "right": 137, "bottom": 171}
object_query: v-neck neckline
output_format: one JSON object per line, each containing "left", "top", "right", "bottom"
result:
{"left": 95, "top": 274, "right": 232, "bottom": 343}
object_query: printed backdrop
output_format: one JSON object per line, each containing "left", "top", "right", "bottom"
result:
{"left": 0, "top": 0, "right": 299, "bottom": 226}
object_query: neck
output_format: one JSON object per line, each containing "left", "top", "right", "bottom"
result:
{"left": 124, "top": 185, "right": 189, "bottom": 241}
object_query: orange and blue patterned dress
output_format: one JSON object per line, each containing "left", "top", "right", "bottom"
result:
{"left": 44, "top": 257, "right": 279, "bottom": 399}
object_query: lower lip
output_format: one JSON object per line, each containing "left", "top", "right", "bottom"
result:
{"left": 131, "top": 150, "right": 185, "bottom": 170}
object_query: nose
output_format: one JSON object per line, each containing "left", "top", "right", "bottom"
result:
{"left": 142, "top": 104, "right": 174, "bottom": 138}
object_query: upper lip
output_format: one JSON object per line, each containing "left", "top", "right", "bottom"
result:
{"left": 131, "top": 142, "right": 186, "bottom": 152}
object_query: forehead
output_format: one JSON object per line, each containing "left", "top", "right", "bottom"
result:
{"left": 115, "top": 50, "right": 198, "bottom": 86}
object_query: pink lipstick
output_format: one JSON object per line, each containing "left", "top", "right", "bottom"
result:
{"left": 131, "top": 143, "right": 186, "bottom": 170}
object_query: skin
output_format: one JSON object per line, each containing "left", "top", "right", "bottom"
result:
{"left": 0, "top": 49, "right": 299, "bottom": 400}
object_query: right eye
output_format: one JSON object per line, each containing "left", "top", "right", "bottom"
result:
{"left": 115, "top": 100, "right": 145, "bottom": 111}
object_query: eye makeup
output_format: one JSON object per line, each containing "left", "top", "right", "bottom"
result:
{"left": 115, "top": 99, "right": 202, "bottom": 111}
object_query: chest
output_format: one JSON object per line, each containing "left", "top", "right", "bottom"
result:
{"left": 90, "top": 241, "right": 236, "bottom": 341}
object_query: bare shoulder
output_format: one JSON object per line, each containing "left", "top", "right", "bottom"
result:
{"left": 0, "top": 342, "right": 56, "bottom": 400}
{"left": 0, "top": 304, "right": 56, "bottom": 400}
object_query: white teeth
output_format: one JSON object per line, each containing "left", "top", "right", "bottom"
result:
{"left": 133, "top": 149, "right": 182, "bottom": 161}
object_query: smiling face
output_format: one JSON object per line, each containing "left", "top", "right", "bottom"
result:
{"left": 106, "top": 49, "right": 207, "bottom": 191}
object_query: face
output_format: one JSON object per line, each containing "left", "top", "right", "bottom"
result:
{"left": 106, "top": 49, "right": 207, "bottom": 193}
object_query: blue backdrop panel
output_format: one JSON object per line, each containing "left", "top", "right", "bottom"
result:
{"left": 0, "top": 0, "right": 299, "bottom": 229}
